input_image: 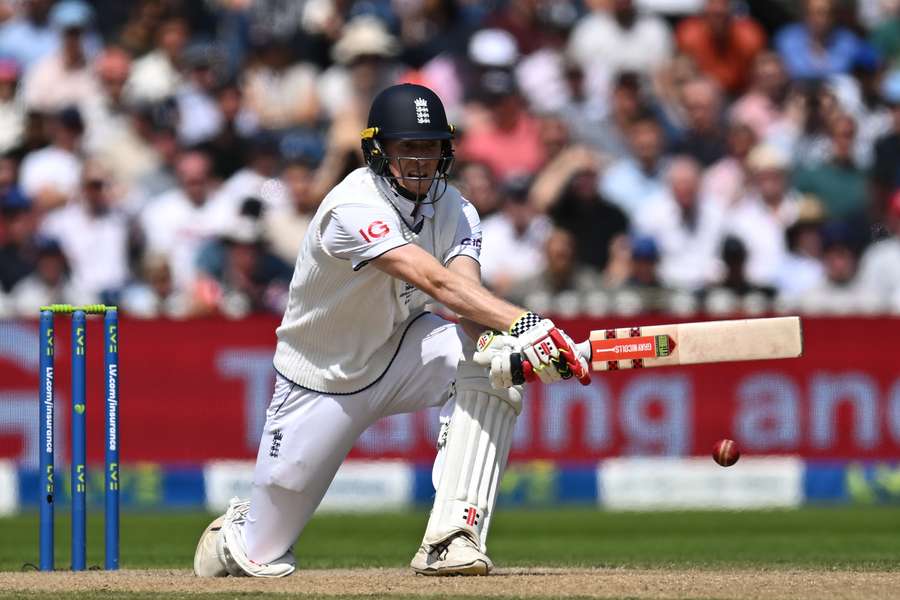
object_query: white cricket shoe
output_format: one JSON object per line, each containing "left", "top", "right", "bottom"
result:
{"left": 193, "top": 513, "right": 229, "bottom": 577}
{"left": 194, "top": 497, "right": 296, "bottom": 578}
{"left": 410, "top": 532, "right": 493, "bottom": 576}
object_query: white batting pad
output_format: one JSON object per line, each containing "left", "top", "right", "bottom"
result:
{"left": 423, "top": 360, "right": 520, "bottom": 549}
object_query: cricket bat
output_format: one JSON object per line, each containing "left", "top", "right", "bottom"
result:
{"left": 574, "top": 316, "right": 803, "bottom": 372}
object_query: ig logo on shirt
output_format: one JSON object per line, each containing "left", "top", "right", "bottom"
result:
{"left": 359, "top": 220, "right": 390, "bottom": 242}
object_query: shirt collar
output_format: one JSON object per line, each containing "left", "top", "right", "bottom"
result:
{"left": 371, "top": 171, "right": 436, "bottom": 227}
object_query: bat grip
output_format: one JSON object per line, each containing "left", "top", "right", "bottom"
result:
{"left": 575, "top": 340, "right": 590, "bottom": 360}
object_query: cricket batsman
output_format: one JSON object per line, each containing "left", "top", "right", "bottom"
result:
{"left": 192, "top": 83, "right": 590, "bottom": 578}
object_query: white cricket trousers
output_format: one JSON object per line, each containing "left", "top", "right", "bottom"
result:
{"left": 244, "top": 313, "right": 463, "bottom": 563}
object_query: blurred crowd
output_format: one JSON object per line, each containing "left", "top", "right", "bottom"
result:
{"left": 0, "top": 0, "right": 899, "bottom": 319}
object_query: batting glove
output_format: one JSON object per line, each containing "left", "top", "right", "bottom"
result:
{"left": 509, "top": 312, "right": 591, "bottom": 386}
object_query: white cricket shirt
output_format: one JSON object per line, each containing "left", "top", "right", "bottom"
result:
{"left": 273, "top": 167, "right": 481, "bottom": 394}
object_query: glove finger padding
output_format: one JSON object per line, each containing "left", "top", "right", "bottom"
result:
{"left": 548, "top": 329, "right": 591, "bottom": 385}
{"left": 474, "top": 331, "right": 524, "bottom": 389}
{"left": 511, "top": 314, "right": 591, "bottom": 386}
{"left": 517, "top": 319, "right": 567, "bottom": 384}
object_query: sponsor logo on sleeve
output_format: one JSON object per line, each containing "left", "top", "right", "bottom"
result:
{"left": 359, "top": 220, "right": 391, "bottom": 243}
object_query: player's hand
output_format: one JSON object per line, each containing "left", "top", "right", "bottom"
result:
{"left": 510, "top": 312, "right": 591, "bottom": 386}
{"left": 472, "top": 331, "right": 524, "bottom": 389}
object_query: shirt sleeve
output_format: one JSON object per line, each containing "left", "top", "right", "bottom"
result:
{"left": 321, "top": 203, "right": 408, "bottom": 270}
{"left": 443, "top": 198, "right": 482, "bottom": 265}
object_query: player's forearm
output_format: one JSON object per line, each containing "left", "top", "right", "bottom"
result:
{"left": 374, "top": 245, "right": 526, "bottom": 332}
{"left": 425, "top": 269, "right": 524, "bottom": 332}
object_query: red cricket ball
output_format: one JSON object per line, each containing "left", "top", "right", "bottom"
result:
{"left": 712, "top": 439, "right": 740, "bottom": 467}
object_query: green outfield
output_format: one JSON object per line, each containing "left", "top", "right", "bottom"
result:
{"left": 0, "top": 506, "right": 898, "bottom": 599}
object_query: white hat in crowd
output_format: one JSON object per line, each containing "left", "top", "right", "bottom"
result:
{"left": 332, "top": 16, "right": 399, "bottom": 65}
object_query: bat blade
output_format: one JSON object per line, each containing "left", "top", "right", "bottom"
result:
{"left": 585, "top": 316, "right": 803, "bottom": 371}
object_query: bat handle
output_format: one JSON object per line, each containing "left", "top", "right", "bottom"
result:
{"left": 575, "top": 340, "right": 590, "bottom": 360}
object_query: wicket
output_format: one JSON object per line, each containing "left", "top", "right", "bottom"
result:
{"left": 38, "top": 304, "right": 119, "bottom": 571}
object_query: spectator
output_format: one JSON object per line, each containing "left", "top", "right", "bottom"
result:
{"left": 264, "top": 159, "right": 320, "bottom": 265}
{"left": 120, "top": 253, "right": 187, "bottom": 319}
{"left": 709, "top": 235, "right": 776, "bottom": 298}
{"left": 567, "top": 0, "right": 672, "bottom": 78}
{"left": 317, "top": 16, "right": 400, "bottom": 123}
{"left": 196, "top": 200, "right": 292, "bottom": 317}
{"left": 537, "top": 113, "right": 572, "bottom": 163}
{"left": 0, "top": 199, "right": 38, "bottom": 293}
{"left": 773, "top": 80, "right": 846, "bottom": 167}
{"left": 452, "top": 161, "right": 502, "bottom": 219}
{"left": 394, "top": 0, "right": 475, "bottom": 68}
{"left": 701, "top": 120, "right": 757, "bottom": 207}
{"left": 676, "top": 0, "right": 767, "bottom": 95}
{"left": 125, "top": 16, "right": 188, "bottom": 103}
{"left": 730, "top": 51, "right": 792, "bottom": 142}
{"left": 774, "top": 197, "right": 827, "bottom": 298}
{"left": 857, "top": 191, "right": 900, "bottom": 307}
{"left": 124, "top": 116, "right": 180, "bottom": 217}
{"left": 201, "top": 81, "right": 258, "bottom": 180}
{"left": 634, "top": 156, "right": 726, "bottom": 291}
{"left": 0, "top": 0, "right": 58, "bottom": 69}
{"left": 792, "top": 112, "right": 870, "bottom": 227}
{"left": 38, "top": 161, "right": 128, "bottom": 303}
{"left": 82, "top": 47, "right": 132, "bottom": 157}
{"left": 0, "top": 59, "right": 24, "bottom": 153}
{"left": 872, "top": 71, "right": 900, "bottom": 217}
{"left": 651, "top": 52, "right": 701, "bottom": 138}
{"left": 479, "top": 177, "right": 551, "bottom": 296}
{"left": 513, "top": 3, "right": 581, "bottom": 115}
{"left": 0, "top": 153, "right": 24, "bottom": 202}
{"left": 139, "top": 150, "right": 221, "bottom": 293}
{"left": 18, "top": 106, "right": 84, "bottom": 210}
{"left": 457, "top": 70, "right": 544, "bottom": 180}
{"left": 800, "top": 222, "right": 863, "bottom": 312}
{"left": 870, "top": 2, "right": 900, "bottom": 69}
{"left": 507, "top": 228, "right": 601, "bottom": 306}
{"left": 9, "top": 237, "right": 82, "bottom": 314}
{"left": 625, "top": 236, "right": 664, "bottom": 293}
{"left": 209, "top": 134, "right": 286, "bottom": 227}
{"left": 531, "top": 145, "right": 628, "bottom": 271}
{"left": 242, "top": 36, "right": 319, "bottom": 131}
{"left": 465, "top": 27, "right": 519, "bottom": 88}
{"left": 578, "top": 70, "right": 645, "bottom": 161}
{"left": 21, "top": 0, "right": 101, "bottom": 113}
{"left": 727, "top": 144, "right": 804, "bottom": 288}
{"left": 831, "top": 44, "right": 894, "bottom": 169}
{"left": 90, "top": 97, "right": 171, "bottom": 191}
{"left": 176, "top": 43, "right": 225, "bottom": 146}
{"left": 670, "top": 77, "right": 728, "bottom": 166}
{"left": 600, "top": 112, "right": 668, "bottom": 219}
{"left": 485, "top": 0, "right": 551, "bottom": 56}
{"left": 775, "top": 0, "right": 866, "bottom": 80}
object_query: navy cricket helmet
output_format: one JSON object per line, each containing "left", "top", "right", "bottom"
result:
{"left": 361, "top": 83, "right": 455, "bottom": 199}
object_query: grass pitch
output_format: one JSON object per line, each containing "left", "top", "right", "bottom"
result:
{"left": 0, "top": 506, "right": 898, "bottom": 599}
{"left": 2, "top": 506, "right": 898, "bottom": 571}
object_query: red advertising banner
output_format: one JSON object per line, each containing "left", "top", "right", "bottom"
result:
{"left": 1, "top": 315, "right": 899, "bottom": 467}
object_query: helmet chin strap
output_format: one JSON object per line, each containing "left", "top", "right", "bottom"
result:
{"left": 385, "top": 171, "right": 449, "bottom": 222}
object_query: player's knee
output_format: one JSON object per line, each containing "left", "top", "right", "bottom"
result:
{"left": 261, "top": 458, "right": 330, "bottom": 493}
{"left": 427, "top": 351, "right": 460, "bottom": 394}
